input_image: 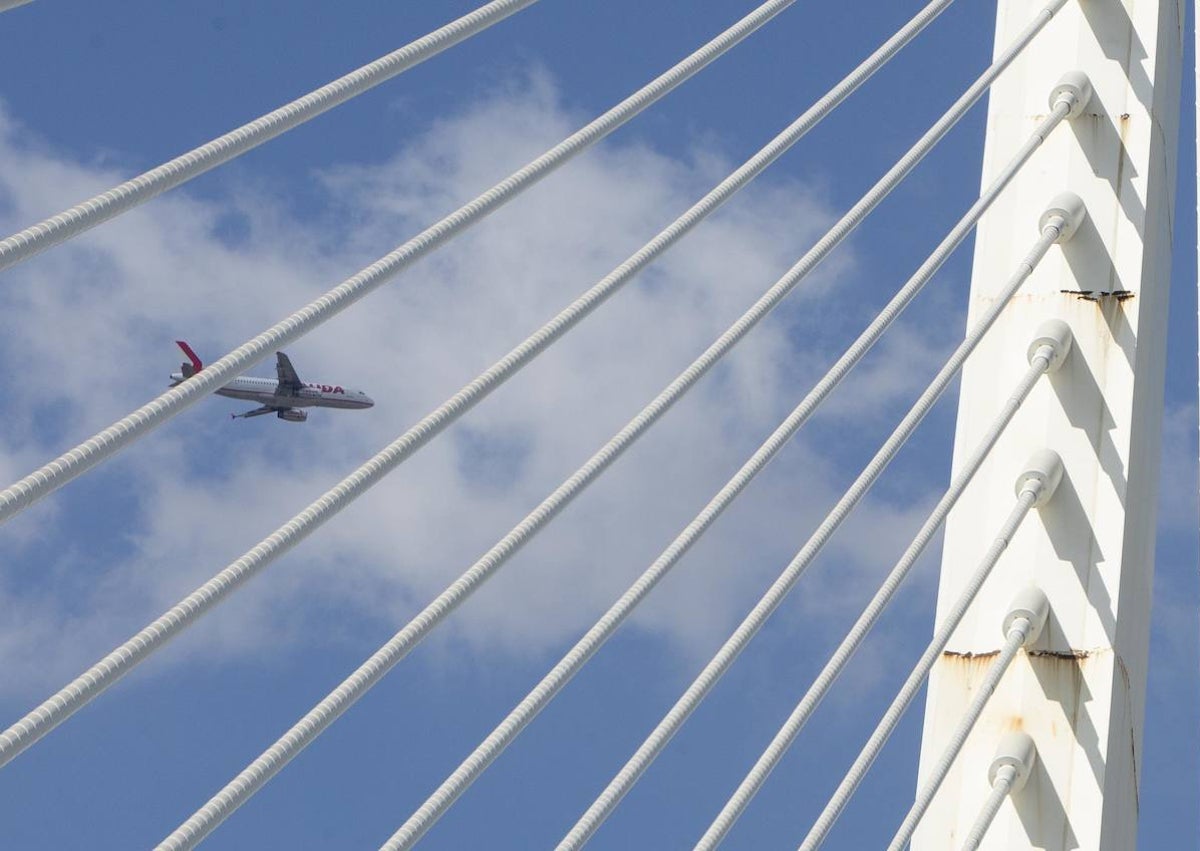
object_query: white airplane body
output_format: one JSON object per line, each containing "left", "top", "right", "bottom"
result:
{"left": 169, "top": 341, "right": 374, "bottom": 422}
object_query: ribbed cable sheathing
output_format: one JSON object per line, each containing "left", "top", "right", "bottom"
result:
{"left": 798, "top": 487, "right": 1043, "bottom": 851}
{"left": 960, "top": 765, "right": 1018, "bottom": 851}
{"left": 885, "top": 618, "right": 1034, "bottom": 851}
{"left": 0, "top": 0, "right": 541, "bottom": 271}
{"left": 147, "top": 7, "right": 965, "bottom": 848}
{"left": 387, "top": 55, "right": 1079, "bottom": 851}
{"left": 0, "top": 1, "right": 808, "bottom": 778}
{"left": 556, "top": 187, "right": 1065, "bottom": 851}
{"left": 0, "top": 0, "right": 800, "bottom": 527}
{"left": 695, "top": 345, "right": 1056, "bottom": 850}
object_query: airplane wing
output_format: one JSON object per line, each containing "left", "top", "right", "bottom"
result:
{"left": 275, "top": 352, "right": 304, "bottom": 395}
{"left": 231, "top": 405, "right": 279, "bottom": 420}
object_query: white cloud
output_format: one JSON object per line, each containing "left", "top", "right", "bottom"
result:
{"left": 0, "top": 75, "right": 942, "bottom": 703}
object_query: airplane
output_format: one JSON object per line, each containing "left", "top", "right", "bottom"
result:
{"left": 169, "top": 340, "right": 375, "bottom": 422}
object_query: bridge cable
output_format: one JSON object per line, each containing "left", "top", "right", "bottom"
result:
{"left": 797, "top": 485, "right": 1062, "bottom": 848}
{"left": 554, "top": 8, "right": 1072, "bottom": 847}
{"left": 133, "top": 8, "right": 975, "bottom": 849}
{"left": 691, "top": 83, "right": 1087, "bottom": 848}
{"left": 379, "top": 77, "right": 1080, "bottom": 851}
{"left": 558, "top": 221, "right": 1065, "bottom": 851}
{"left": 963, "top": 768, "right": 1020, "bottom": 851}
{"left": 0, "top": 0, "right": 938, "bottom": 782}
{"left": 0, "top": 0, "right": 542, "bottom": 271}
{"left": 959, "top": 733, "right": 1038, "bottom": 851}
{"left": 700, "top": 325, "right": 1073, "bottom": 849}
{"left": 883, "top": 588, "right": 1050, "bottom": 851}
{"left": 0, "top": 0, "right": 801, "bottom": 525}
{"left": 0, "top": 1, "right": 33, "bottom": 12}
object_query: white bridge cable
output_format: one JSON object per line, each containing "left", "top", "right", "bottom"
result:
{"left": 0, "top": 0, "right": 938, "bottom": 789}
{"left": 556, "top": 201, "right": 1070, "bottom": 849}
{"left": 961, "top": 765, "right": 1019, "bottom": 851}
{"left": 556, "top": 243, "right": 1056, "bottom": 844}
{"left": 734, "top": 374, "right": 1065, "bottom": 849}
{"left": 0, "top": 0, "right": 802, "bottom": 527}
{"left": 142, "top": 6, "right": 972, "bottom": 848}
{"left": 559, "top": 200, "right": 1070, "bottom": 851}
{"left": 696, "top": 334, "right": 1065, "bottom": 850}
{"left": 0, "top": 0, "right": 543, "bottom": 271}
{"left": 797, "top": 494, "right": 1055, "bottom": 849}
{"left": 380, "top": 65, "right": 1077, "bottom": 851}
{"left": 0, "top": 0, "right": 830, "bottom": 778}
{"left": 885, "top": 594, "right": 1047, "bottom": 851}
{"left": 958, "top": 731, "right": 1037, "bottom": 851}
{"left": 0, "top": 1, "right": 34, "bottom": 12}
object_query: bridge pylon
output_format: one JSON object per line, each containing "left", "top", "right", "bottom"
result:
{"left": 915, "top": 0, "right": 1183, "bottom": 848}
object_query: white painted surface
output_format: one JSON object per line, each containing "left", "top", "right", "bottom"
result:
{"left": 914, "top": 1, "right": 1182, "bottom": 849}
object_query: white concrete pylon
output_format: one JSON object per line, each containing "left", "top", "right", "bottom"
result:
{"left": 915, "top": 0, "right": 1183, "bottom": 848}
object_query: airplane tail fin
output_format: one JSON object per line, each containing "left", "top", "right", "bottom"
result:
{"left": 176, "top": 340, "right": 203, "bottom": 378}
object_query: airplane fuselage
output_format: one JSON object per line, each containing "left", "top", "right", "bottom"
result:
{"left": 168, "top": 373, "right": 375, "bottom": 411}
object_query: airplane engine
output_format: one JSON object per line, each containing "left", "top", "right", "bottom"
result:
{"left": 277, "top": 409, "right": 308, "bottom": 423}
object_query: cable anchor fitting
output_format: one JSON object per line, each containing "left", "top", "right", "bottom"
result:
{"left": 1049, "top": 70, "right": 1094, "bottom": 118}
{"left": 1014, "top": 448, "right": 1064, "bottom": 508}
{"left": 988, "top": 730, "right": 1038, "bottom": 793}
{"left": 1003, "top": 586, "right": 1051, "bottom": 645}
{"left": 1039, "top": 191, "right": 1088, "bottom": 242}
{"left": 1027, "top": 319, "right": 1074, "bottom": 372}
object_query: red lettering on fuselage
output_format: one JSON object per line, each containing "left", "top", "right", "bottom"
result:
{"left": 305, "top": 383, "right": 345, "bottom": 394}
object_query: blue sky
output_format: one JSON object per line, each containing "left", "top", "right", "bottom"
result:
{"left": 0, "top": 1, "right": 1194, "bottom": 849}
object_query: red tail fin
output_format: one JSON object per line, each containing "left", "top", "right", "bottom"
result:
{"left": 176, "top": 340, "right": 203, "bottom": 378}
